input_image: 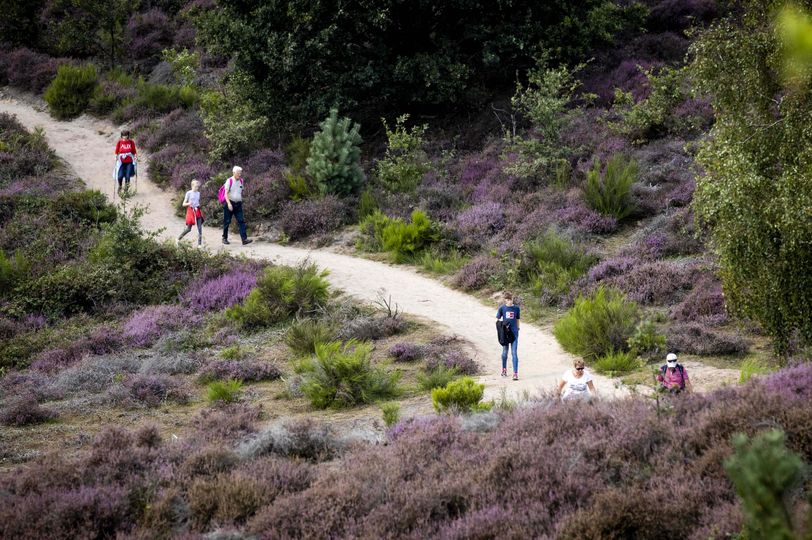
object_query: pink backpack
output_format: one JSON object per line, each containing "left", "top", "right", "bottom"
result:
{"left": 217, "top": 176, "right": 243, "bottom": 203}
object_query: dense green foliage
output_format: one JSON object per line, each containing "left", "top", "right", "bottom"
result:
{"left": 417, "top": 365, "right": 459, "bottom": 391}
{"left": 226, "top": 263, "right": 330, "bottom": 329}
{"left": 553, "top": 287, "right": 640, "bottom": 361}
{"left": 381, "top": 402, "right": 401, "bottom": 427}
{"left": 381, "top": 210, "right": 439, "bottom": 263}
{"left": 691, "top": 1, "right": 812, "bottom": 353}
{"left": 284, "top": 319, "right": 336, "bottom": 356}
{"left": 306, "top": 109, "right": 364, "bottom": 196}
{"left": 200, "top": 75, "right": 269, "bottom": 161}
{"left": 584, "top": 154, "right": 638, "bottom": 220}
{"left": 593, "top": 350, "right": 639, "bottom": 375}
{"left": 197, "top": 0, "right": 645, "bottom": 130}
{"left": 627, "top": 319, "right": 667, "bottom": 360}
{"left": 431, "top": 377, "right": 491, "bottom": 413}
{"left": 206, "top": 380, "right": 243, "bottom": 403}
{"left": 44, "top": 64, "right": 99, "bottom": 120}
{"left": 297, "top": 340, "right": 400, "bottom": 409}
{"left": 375, "top": 115, "right": 429, "bottom": 193}
{"left": 724, "top": 430, "right": 807, "bottom": 539}
{"left": 517, "top": 230, "right": 597, "bottom": 304}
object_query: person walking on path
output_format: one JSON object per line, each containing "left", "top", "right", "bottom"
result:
{"left": 114, "top": 130, "right": 137, "bottom": 193}
{"left": 656, "top": 353, "right": 693, "bottom": 393}
{"left": 222, "top": 166, "right": 252, "bottom": 246}
{"left": 177, "top": 179, "right": 204, "bottom": 247}
{"left": 558, "top": 358, "right": 596, "bottom": 401}
{"left": 496, "top": 292, "right": 520, "bottom": 380}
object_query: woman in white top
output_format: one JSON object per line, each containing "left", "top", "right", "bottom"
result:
{"left": 177, "top": 179, "right": 204, "bottom": 247}
{"left": 557, "top": 358, "right": 596, "bottom": 401}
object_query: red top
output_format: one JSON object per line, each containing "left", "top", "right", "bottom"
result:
{"left": 115, "top": 139, "right": 137, "bottom": 163}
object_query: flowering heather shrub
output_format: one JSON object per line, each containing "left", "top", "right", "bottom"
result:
{"left": 0, "top": 372, "right": 52, "bottom": 401}
{"left": 337, "top": 316, "right": 405, "bottom": 341}
{"left": 181, "top": 268, "right": 259, "bottom": 312}
{"left": 123, "top": 304, "right": 200, "bottom": 348}
{"left": 590, "top": 58, "right": 663, "bottom": 103}
{"left": 586, "top": 256, "right": 637, "bottom": 283}
{"left": 139, "top": 353, "right": 202, "bottom": 375}
{"left": 596, "top": 260, "right": 705, "bottom": 306}
{"left": 280, "top": 196, "right": 348, "bottom": 240}
{"left": 4, "top": 48, "right": 59, "bottom": 93}
{"left": 113, "top": 374, "right": 190, "bottom": 408}
{"left": 245, "top": 173, "right": 291, "bottom": 220}
{"left": 0, "top": 396, "right": 57, "bottom": 426}
{"left": 169, "top": 157, "right": 216, "bottom": 192}
{"left": 667, "top": 323, "right": 749, "bottom": 356}
{"left": 237, "top": 419, "right": 346, "bottom": 461}
{"left": 553, "top": 199, "right": 619, "bottom": 235}
{"left": 243, "top": 149, "right": 285, "bottom": 175}
{"left": 193, "top": 403, "right": 263, "bottom": 443}
{"left": 141, "top": 109, "right": 206, "bottom": 153}
{"left": 147, "top": 144, "right": 189, "bottom": 187}
{"left": 51, "top": 355, "right": 140, "bottom": 396}
{"left": 455, "top": 202, "right": 505, "bottom": 247}
{"left": 670, "top": 276, "right": 728, "bottom": 326}
{"left": 198, "top": 360, "right": 282, "bottom": 383}
{"left": 31, "top": 326, "right": 121, "bottom": 373}
{"left": 388, "top": 342, "right": 425, "bottom": 362}
{"left": 417, "top": 176, "right": 465, "bottom": 222}
{"left": 425, "top": 350, "right": 479, "bottom": 375}
{"left": 125, "top": 9, "right": 174, "bottom": 70}
{"left": 453, "top": 255, "right": 502, "bottom": 291}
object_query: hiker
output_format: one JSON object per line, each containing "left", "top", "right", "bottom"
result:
{"left": 177, "top": 179, "right": 204, "bottom": 248}
{"left": 496, "top": 292, "right": 520, "bottom": 380}
{"left": 558, "top": 358, "right": 596, "bottom": 401}
{"left": 656, "top": 353, "right": 693, "bottom": 393}
{"left": 221, "top": 166, "right": 252, "bottom": 246}
{"left": 114, "top": 130, "right": 137, "bottom": 192}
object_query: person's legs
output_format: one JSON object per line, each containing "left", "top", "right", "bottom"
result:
{"left": 117, "top": 165, "right": 126, "bottom": 191}
{"left": 222, "top": 204, "right": 233, "bottom": 240}
{"left": 122, "top": 163, "right": 133, "bottom": 190}
{"left": 195, "top": 216, "right": 203, "bottom": 245}
{"left": 501, "top": 344, "right": 508, "bottom": 372}
{"left": 178, "top": 225, "right": 192, "bottom": 240}
{"left": 511, "top": 333, "right": 519, "bottom": 374}
{"left": 233, "top": 202, "right": 247, "bottom": 240}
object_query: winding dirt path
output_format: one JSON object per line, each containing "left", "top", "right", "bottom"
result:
{"left": 0, "top": 91, "right": 635, "bottom": 399}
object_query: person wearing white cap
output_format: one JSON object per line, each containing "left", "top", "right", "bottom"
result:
{"left": 656, "top": 353, "right": 693, "bottom": 393}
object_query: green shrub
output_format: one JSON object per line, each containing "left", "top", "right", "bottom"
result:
{"left": 518, "top": 230, "right": 597, "bottom": 304}
{"left": 0, "top": 250, "right": 31, "bottom": 297}
{"left": 307, "top": 108, "right": 364, "bottom": 196}
{"left": 286, "top": 172, "right": 318, "bottom": 201}
{"left": 356, "top": 210, "right": 394, "bottom": 252}
{"left": 284, "top": 319, "right": 336, "bottom": 356}
{"left": 553, "top": 287, "right": 640, "bottom": 360}
{"left": 417, "top": 248, "right": 468, "bottom": 275}
{"left": 220, "top": 345, "right": 247, "bottom": 360}
{"left": 49, "top": 190, "right": 117, "bottom": 226}
{"left": 161, "top": 48, "right": 199, "bottom": 86}
{"left": 358, "top": 189, "right": 378, "bottom": 220}
{"left": 417, "top": 365, "right": 459, "bottom": 391}
{"left": 382, "top": 210, "right": 439, "bottom": 262}
{"left": 431, "top": 377, "right": 492, "bottom": 413}
{"left": 44, "top": 64, "right": 99, "bottom": 120}
{"left": 285, "top": 136, "right": 311, "bottom": 173}
{"left": 226, "top": 263, "right": 330, "bottom": 329}
{"left": 739, "top": 358, "right": 773, "bottom": 384}
{"left": 593, "top": 349, "right": 640, "bottom": 375}
{"left": 206, "top": 379, "right": 243, "bottom": 403}
{"left": 584, "top": 154, "right": 638, "bottom": 220}
{"left": 201, "top": 81, "right": 269, "bottom": 161}
{"left": 375, "top": 114, "right": 430, "bottom": 193}
{"left": 627, "top": 319, "right": 667, "bottom": 360}
{"left": 297, "top": 340, "right": 400, "bottom": 409}
{"left": 724, "top": 430, "right": 807, "bottom": 539}
{"left": 381, "top": 402, "right": 401, "bottom": 427}
{"left": 136, "top": 81, "right": 198, "bottom": 113}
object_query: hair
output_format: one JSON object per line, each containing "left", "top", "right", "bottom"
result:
{"left": 503, "top": 292, "right": 513, "bottom": 300}
{"left": 191, "top": 179, "right": 201, "bottom": 188}
{"left": 573, "top": 358, "right": 585, "bottom": 369}
{"left": 232, "top": 166, "right": 243, "bottom": 174}
{"left": 121, "top": 130, "right": 130, "bottom": 138}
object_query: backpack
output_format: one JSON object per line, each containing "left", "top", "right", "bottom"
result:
{"left": 218, "top": 176, "right": 242, "bottom": 203}
{"left": 660, "top": 364, "right": 686, "bottom": 390}
{"left": 496, "top": 320, "right": 516, "bottom": 346}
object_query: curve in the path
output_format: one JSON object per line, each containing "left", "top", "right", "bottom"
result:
{"left": 0, "top": 92, "right": 625, "bottom": 400}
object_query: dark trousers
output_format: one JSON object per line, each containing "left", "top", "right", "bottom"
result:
{"left": 223, "top": 201, "right": 247, "bottom": 240}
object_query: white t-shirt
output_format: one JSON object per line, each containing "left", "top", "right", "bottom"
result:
{"left": 225, "top": 176, "right": 243, "bottom": 202}
{"left": 561, "top": 369, "right": 592, "bottom": 400}
{"left": 185, "top": 190, "right": 200, "bottom": 208}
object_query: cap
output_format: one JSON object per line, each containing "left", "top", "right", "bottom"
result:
{"left": 666, "top": 352, "right": 678, "bottom": 367}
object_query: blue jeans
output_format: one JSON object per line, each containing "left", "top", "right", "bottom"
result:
{"left": 117, "top": 162, "right": 134, "bottom": 186}
{"left": 223, "top": 201, "right": 247, "bottom": 241}
{"left": 501, "top": 330, "right": 519, "bottom": 372}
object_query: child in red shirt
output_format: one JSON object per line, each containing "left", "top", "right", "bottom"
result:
{"left": 115, "top": 130, "right": 137, "bottom": 192}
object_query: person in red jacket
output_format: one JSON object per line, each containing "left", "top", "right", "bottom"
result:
{"left": 115, "top": 130, "right": 137, "bottom": 192}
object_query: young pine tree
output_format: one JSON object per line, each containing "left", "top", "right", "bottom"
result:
{"left": 306, "top": 108, "right": 364, "bottom": 196}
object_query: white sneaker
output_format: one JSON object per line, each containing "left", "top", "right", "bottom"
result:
{"left": 175, "top": 238, "right": 181, "bottom": 247}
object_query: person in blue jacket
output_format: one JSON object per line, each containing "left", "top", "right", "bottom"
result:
{"left": 497, "top": 292, "right": 520, "bottom": 380}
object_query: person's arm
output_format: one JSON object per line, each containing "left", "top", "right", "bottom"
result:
{"left": 114, "top": 140, "right": 120, "bottom": 157}
{"left": 557, "top": 378, "right": 566, "bottom": 397}
{"left": 684, "top": 373, "right": 693, "bottom": 393}
{"left": 516, "top": 307, "right": 520, "bottom": 330}
{"left": 496, "top": 306, "right": 503, "bottom": 321}
{"left": 224, "top": 178, "right": 233, "bottom": 210}
{"left": 182, "top": 192, "right": 191, "bottom": 207}
{"left": 587, "top": 380, "right": 596, "bottom": 395}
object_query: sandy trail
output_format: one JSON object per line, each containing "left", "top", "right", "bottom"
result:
{"left": 0, "top": 92, "right": 636, "bottom": 400}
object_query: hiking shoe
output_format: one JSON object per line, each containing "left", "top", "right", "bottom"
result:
{"left": 222, "top": 238, "right": 230, "bottom": 245}
{"left": 242, "top": 239, "right": 253, "bottom": 245}
{"left": 501, "top": 369, "right": 507, "bottom": 377}
{"left": 512, "top": 372, "right": 518, "bottom": 381}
